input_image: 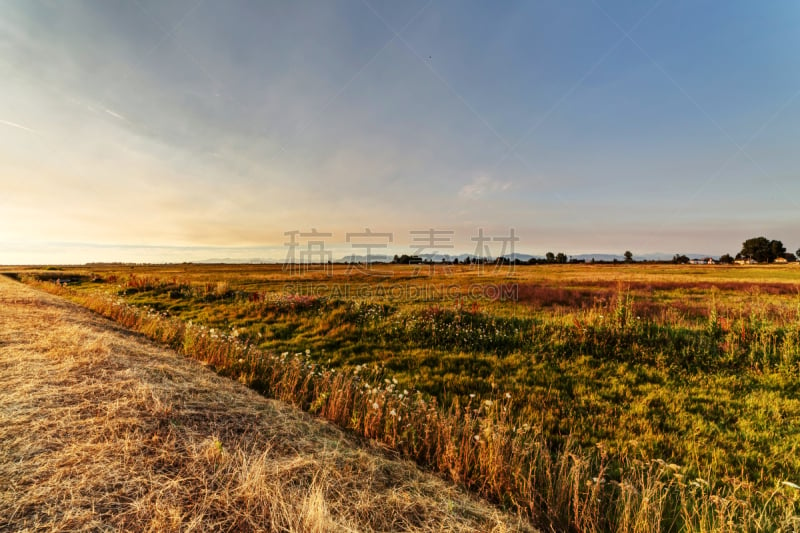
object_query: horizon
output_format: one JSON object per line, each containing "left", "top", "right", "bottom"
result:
{"left": 0, "top": 240, "right": 771, "bottom": 266}
{"left": 2, "top": 1, "right": 799, "bottom": 263}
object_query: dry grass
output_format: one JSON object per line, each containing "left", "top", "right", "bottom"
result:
{"left": 14, "top": 271, "right": 800, "bottom": 531}
{"left": 0, "top": 277, "right": 533, "bottom": 532}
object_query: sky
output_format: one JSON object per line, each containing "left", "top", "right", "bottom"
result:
{"left": 1, "top": 0, "right": 799, "bottom": 264}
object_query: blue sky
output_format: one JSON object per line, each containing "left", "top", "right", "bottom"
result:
{"left": 1, "top": 0, "right": 799, "bottom": 263}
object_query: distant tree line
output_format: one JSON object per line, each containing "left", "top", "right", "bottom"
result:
{"left": 389, "top": 237, "right": 798, "bottom": 266}
{"left": 672, "top": 237, "right": 797, "bottom": 264}
{"left": 736, "top": 237, "right": 794, "bottom": 263}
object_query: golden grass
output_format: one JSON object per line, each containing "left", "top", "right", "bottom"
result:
{"left": 0, "top": 277, "right": 533, "bottom": 532}
{"left": 13, "top": 269, "right": 800, "bottom": 531}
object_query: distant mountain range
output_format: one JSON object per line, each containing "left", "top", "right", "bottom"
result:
{"left": 191, "top": 252, "right": 720, "bottom": 264}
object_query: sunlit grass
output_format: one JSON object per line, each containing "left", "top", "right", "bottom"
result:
{"left": 14, "top": 263, "right": 800, "bottom": 531}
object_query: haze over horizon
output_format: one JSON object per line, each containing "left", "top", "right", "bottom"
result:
{"left": 2, "top": 1, "right": 799, "bottom": 264}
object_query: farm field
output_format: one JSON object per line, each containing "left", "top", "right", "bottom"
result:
{"left": 0, "top": 274, "right": 529, "bottom": 532}
{"left": 11, "top": 263, "right": 800, "bottom": 531}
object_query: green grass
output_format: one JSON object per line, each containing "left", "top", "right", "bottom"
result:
{"left": 13, "top": 263, "right": 800, "bottom": 531}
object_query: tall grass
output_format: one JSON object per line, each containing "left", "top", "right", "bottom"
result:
{"left": 21, "top": 276, "right": 800, "bottom": 532}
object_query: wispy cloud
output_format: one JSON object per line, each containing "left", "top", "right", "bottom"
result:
{"left": 103, "top": 108, "right": 128, "bottom": 121}
{"left": 458, "top": 176, "right": 512, "bottom": 200}
{"left": 0, "top": 119, "right": 38, "bottom": 134}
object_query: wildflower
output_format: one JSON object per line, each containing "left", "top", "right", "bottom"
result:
{"left": 474, "top": 435, "right": 480, "bottom": 441}
{"left": 389, "top": 409, "right": 397, "bottom": 417}
{"left": 469, "top": 393, "right": 476, "bottom": 398}
{"left": 483, "top": 400, "right": 493, "bottom": 406}
{"left": 238, "top": 358, "right": 244, "bottom": 363}
{"left": 504, "top": 392, "right": 511, "bottom": 399}
{"left": 403, "top": 389, "right": 408, "bottom": 395}
{"left": 372, "top": 402, "right": 380, "bottom": 410}
{"left": 305, "top": 349, "right": 311, "bottom": 355}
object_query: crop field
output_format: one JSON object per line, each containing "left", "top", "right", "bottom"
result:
{"left": 13, "top": 263, "right": 800, "bottom": 531}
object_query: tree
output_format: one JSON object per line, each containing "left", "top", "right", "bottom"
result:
{"left": 740, "top": 237, "right": 784, "bottom": 263}
{"left": 770, "top": 240, "right": 786, "bottom": 261}
{"left": 556, "top": 252, "right": 568, "bottom": 264}
{"left": 718, "top": 253, "right": 734, "bottom": 264}
{"left": 623, "top": 250, "right": 633, "bottom": 263}
{"left": 797, "top": 248, "right": 800, "bottom": 260}
{"left": 545, "top": 252, "right": 555, "bottom": 263}
{"left": 672, "top": 254, "right": 690, "bottom": 264}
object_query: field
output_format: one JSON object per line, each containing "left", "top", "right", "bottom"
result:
{"left": 12, "top": 263, "right": 800, "bottom": 531}
{"left": 0, "top": 274, "right": 528, "bottom": 532}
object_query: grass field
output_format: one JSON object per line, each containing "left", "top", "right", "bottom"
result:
{"left": 12, "top": 263, "right": 800, "bottom": 531}
{"left": 0, "top": 275, "right": 528, "bottom": 532}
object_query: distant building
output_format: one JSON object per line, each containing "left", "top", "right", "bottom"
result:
{"left": 774, "top": 257, "right": 788, "bottom": 264}
{"left": 735, "top": 258, "right": 758, "bottom": 265}
{"left": 689, "top": 257, "right": 716, "bottom": 265}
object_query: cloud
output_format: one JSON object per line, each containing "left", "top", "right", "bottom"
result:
{"left": 458, "top": 176, "right": 512, "bottom": 199}
{"left": 0, "top": 119, "right": 38, "bottom": 134}
{"left": 103, "top": 108, "right": 127, "bottom": 121}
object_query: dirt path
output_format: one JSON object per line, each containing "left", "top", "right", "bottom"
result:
{"left": 0, "top": 275, "right": 532, "bottom": 532}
